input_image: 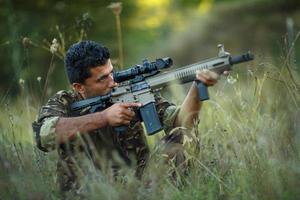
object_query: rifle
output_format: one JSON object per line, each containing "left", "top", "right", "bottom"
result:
{"left": 70, "top": 44, "right": 254, "bottom": 135}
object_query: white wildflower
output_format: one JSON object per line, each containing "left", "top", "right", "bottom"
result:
{"left": 227, "top": 75, "right": 237, "bottom": 84}
{"left": 19, "top": 78, "right": 25, "bottom": 88}
{"left": 50, "top": 38, "right": 59, "bottom": 54}
{"left": 37, "top": 76, "right": 42, "bottom": 82}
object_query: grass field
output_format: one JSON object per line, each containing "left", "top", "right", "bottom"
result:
{"left": 0, "top": 54, "right": 299, "bottom": 200}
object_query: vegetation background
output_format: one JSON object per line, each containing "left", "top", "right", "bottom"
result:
{"left": 0, "top": 0, "right": 300, "bottom": 199}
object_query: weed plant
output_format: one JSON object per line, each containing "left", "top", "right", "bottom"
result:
{"left": 1, "top": 4, "right": 300, "bottom": 197}
{"left": 0, "top": 52, "right": 299, "bottom": 200}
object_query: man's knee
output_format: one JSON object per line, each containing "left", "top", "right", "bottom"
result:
{"left": 160, "top": 127, "right": 187, "bottom": 166}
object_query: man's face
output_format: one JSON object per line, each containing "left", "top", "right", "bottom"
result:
{"left": 74, "top": 59, "right": 117, "bottom": 98}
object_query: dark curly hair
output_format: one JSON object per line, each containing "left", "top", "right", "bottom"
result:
{"left": 64, "top": 40, "right": 110, "bottom": 84}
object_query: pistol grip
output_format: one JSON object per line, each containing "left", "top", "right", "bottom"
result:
{"left": 196, "top": 80, "right": 210, "bottom": 101}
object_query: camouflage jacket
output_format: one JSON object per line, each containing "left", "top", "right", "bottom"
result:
{"left": 32, "top": 90, "right": 180, "bottom": 192}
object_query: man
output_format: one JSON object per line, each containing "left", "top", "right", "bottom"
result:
{"left": 32, "top": 40, "right": 222, "bottom": 194}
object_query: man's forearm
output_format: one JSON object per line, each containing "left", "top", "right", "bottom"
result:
{"left": 174, "top": 82, "right": 202, "bottom": 129}
{"left": 55, "top": 112, "right": 108, "bottom": 143}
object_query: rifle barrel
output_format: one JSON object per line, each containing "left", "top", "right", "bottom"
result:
{"left": 230, "top": 52, "right": 254, "bottom": 65}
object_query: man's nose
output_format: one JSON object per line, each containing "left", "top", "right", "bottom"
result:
{"left": 109, "top": 74, "right": 118, "bottom": 88}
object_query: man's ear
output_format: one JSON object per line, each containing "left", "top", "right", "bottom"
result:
{"left": 72, "top": 82, "right": 85, "bottom": 95}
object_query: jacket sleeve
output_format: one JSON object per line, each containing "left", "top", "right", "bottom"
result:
{"left": 32, "top": 90, "right": 72, "bottom": 152}
{"left": 154, "top": 94, "right": 181, "bottom": 134}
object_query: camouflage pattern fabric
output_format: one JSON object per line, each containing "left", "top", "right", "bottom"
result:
{"left": 32, "top": 90, "right": 184, "bottom": 194}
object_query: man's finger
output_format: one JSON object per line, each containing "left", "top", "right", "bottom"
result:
{"left": 196, "top": 73, "right": 218, "bottom": 83}
{"left": 197, "top": 77, "right": 217, "bottom": 86}
{"left": 122, "top": 102, "right": 142, "bottom": 108}
{"left": 204, "top": 79, "right": 217, "bottom": 86}
{"left": 223, "top": 71, "right": 230, "bottom": 76}
{"left": 197, "top": 70, "right": 219, "bottom": 81}
{"left": 123, "top": 109, "right": 135, "bottom": 118}
{"left": 121, "top": 120, "right": 130, "bottom": 125}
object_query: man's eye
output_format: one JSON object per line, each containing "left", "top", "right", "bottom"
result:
{"left": 98, "top": 71, "right": 113, "bottom": 82}
{"left": 98, "top": 75, "right": 109, "bottom": 82}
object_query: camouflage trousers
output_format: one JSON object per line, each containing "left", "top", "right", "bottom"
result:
{"left": 143, "top": 127, "right": 188, "bottom": 188}
{"left": 58, "top": 127, "right": 188, "bottom": 198}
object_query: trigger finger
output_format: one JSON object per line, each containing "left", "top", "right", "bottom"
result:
{"left": 123, "top": 114, "right": 133, "bottom": 121}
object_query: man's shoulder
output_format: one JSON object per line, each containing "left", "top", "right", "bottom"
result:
{"left": 47, "top": 90, "right": 81, "bottom": 105}
{"left": 52, "top": 90, "right": 79, "bottom": 100}
{"left": 33, "top": 90, "right": 79, "bottom": 139}
{"left": 37, "top": 90, "right": 81, "bottom": 119}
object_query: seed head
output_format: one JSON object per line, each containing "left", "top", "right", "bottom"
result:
{"left": 50, "top": 38, "right": 59, "bottom": 54}
{"left": 22, "top": 37, "right": 32, "bottom": 48}
{"left": 37, "top": 76, "right": 42, "bottom": 82}
{"left": 108, "top": 2, "right": 122, "bottom": 15}
{"left": 227, "top": 75, "right": 237, "bottom": 84}
{"left": 19, "top": 78, "right": 25, "bottom": 88}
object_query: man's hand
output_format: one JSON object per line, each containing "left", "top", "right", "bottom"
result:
{"left": 102, "top": 102, "right": 142, "bottom": 126}
{"left": 55, "top": 102, "right": 141, "bottom": 143}
{"left": 196, "top": 69, "right": 229, "bottom": 86}
{"left": 174, "top": 70, "right": 229, "bottom": 129}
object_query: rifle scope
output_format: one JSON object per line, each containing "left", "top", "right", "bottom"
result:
{"left": 113, "top": 57, "right": 173, "bottom": 83}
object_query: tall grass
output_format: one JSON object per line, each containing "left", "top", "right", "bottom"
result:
{"left": 0, "top": 54, "right": 299, "bottom": 200}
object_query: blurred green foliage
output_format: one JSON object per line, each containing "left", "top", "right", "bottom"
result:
{"left": 1, "top": 0, "right": 300, "bottom": 199}
{"left": 1, "top": 0, "right": 300, "bottom": 100}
